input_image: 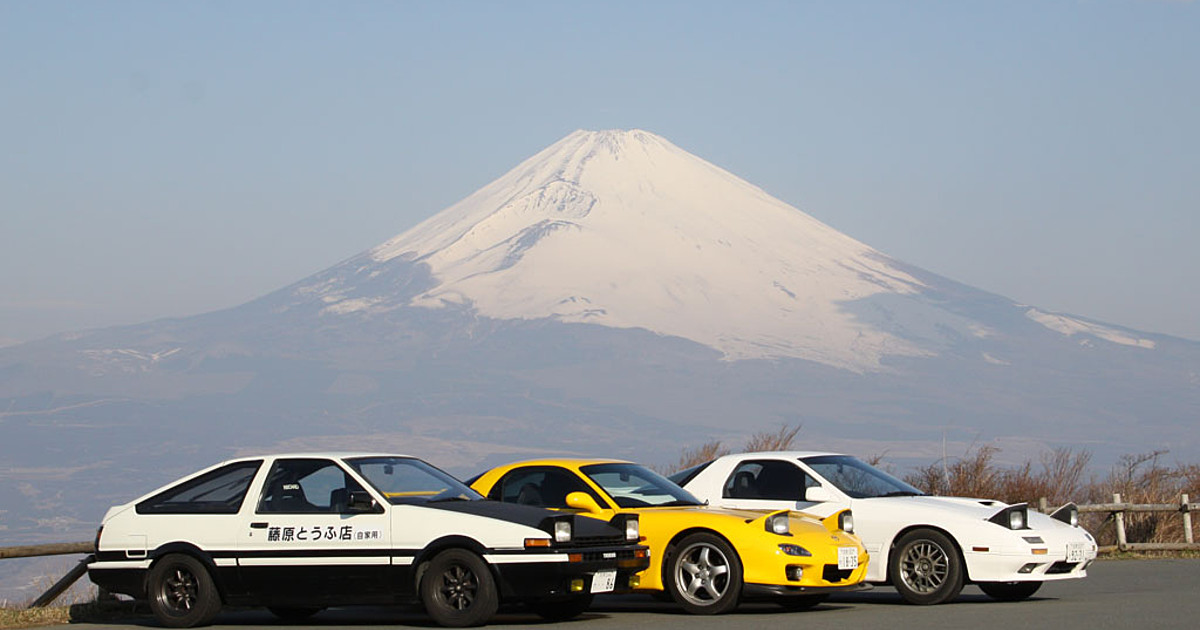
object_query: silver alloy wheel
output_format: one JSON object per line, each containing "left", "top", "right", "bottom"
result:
{"left": 159, "top": 566, "right": 200, "bottom": 613}
{"left": 674, "top": 541, "right": 731, "bottom": 605}
{"left": 899, "top": 539, "right": 950, "bottom": 594}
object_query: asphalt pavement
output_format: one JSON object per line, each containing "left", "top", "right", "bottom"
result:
{"left": 50, "top": 558, "right": 1200, "bottom": 630}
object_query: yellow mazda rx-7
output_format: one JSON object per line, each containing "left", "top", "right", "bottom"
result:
{"left": 469, "top": 459, "right": 868, "bottom": 614}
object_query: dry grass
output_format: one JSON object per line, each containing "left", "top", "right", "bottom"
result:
{"left": 0, "top": 605, "right": 73, "bottom": 629}
{"left": 0, "top": 598, "right": 140, "bottom": 629}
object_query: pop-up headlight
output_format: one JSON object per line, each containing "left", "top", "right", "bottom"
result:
{"left": 1051, "top": 503, "right": 1080, "bottom": 527}
{"left": 766, "top": 512, "right": 791, "bottom": 536}
{"left": 609, "top": 513, "right": 640, "bottom": 541}
{"left": 988, "top": 504, "right": 1030, "bottom": 530}
{"left": 838, "top": 511, "right": 855, "bottom": 534}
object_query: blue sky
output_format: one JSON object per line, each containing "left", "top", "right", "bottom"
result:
{"left": 2, "top": 1, "right": 1197, "bottom": 345}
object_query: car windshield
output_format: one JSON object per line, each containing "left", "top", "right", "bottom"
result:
{"left": 802, "top": 455, "right": 925, "bottom": 499}
{"left": 581, "top": 463, "right": 703, "bottom": 508}
{"left": 348, "top": 456, "right": 483, "bottom": 505}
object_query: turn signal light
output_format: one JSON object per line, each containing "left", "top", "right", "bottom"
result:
{"left": 524, "top": 538, "right": 551, "bottom": 548}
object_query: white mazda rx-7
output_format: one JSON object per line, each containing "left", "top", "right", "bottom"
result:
{"left": 671, "top": 451, "right": 1097, "bottom": 605}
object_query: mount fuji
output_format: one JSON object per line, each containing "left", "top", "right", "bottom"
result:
{"left": 1, "top": 130, "right": 1198, "bottom": 591}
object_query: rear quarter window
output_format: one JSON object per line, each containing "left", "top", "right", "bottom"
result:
{"left": 136, "top": 460, "right": 263, "bottom": 514}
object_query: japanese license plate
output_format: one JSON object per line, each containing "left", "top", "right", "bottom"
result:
{"left": 1066, "top": 542, "right": 1087, "bottom": 563}
{"left": 590, "top": 570, "right": 617, "bottom": 593}
{"left": 838, "top": 546, "right": 859, "bottom": 570}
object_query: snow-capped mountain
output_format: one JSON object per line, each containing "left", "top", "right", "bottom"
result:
{"left": 0, "top": 130, "right": 1196, "bottom": 591}
{"left": 286, "top": 129, "right": 1158, "bottom": 372}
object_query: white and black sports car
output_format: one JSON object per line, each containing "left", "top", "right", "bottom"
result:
{"left": 672, "top": 451, "right": 1097, "bottom": 605}
{"left": 88, "top": 453, "right": 648, "bottom": 627}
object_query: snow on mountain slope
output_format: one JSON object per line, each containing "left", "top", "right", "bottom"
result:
{"left": 354, "top": 129, "right": 933, "bottom": 370}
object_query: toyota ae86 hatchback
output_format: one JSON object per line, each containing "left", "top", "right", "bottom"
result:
{"left": 469, "top": 459, "right": 868, "bottom": 615}
{"left": 673, "top": 451, "right": 1098, "bottom": 605}
{"left": 87, "top": 453, "right": 649, "bottom": 628}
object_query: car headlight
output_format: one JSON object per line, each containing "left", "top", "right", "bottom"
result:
{"left": 838, "top": 511, "right": 855, "bottom": 534}
{"left": 766, "top": 512, "right": 791, "bottom": 536}
{"left": 988, "top": 504, "right": 1030, "bottom": 530}
{"left": 625, "top": 516, "right": 639, "bottom": 541}
{"left": 554, "top": 519, "right": 573, "bottom": 543}
{"left": 1051, "top": 503, "right": 1080, "bottom": 527}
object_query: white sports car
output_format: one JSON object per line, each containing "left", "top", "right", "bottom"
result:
{"left": 88, "top": 453, "right": 648, "bottom": 627}
{"left": 671, "top": 451, "right": 1098, "bottom": 605}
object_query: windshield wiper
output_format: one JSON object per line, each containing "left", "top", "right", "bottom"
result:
{"left": 428, "top": 495, "right": 473, "bottom": 503}
{"left": 879, "top": 491, "right": 923, "bottom": 497}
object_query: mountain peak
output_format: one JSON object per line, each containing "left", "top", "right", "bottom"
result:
{"left": 328, "top": 130, "right": 932, "bottom": 369}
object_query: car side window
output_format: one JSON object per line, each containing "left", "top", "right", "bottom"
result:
{"left": 723, "top": 460, "right": 814, "bottom": 501}
{"left": 136, "top": 460, "right": 263, "bottom": 514}
{"left": 259, "top": 458, "right": 366, "bottom": 514}
{"left": 492, "top": 467, "right": 602, "bottom": 509}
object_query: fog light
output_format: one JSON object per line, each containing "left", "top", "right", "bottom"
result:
{"left": 786, "top": 565, "right": 804, "bottom": 581}
{"left": 628, "top": 574, "right": 641, "bottom": 588}
{"left": 570, "top": 579, "right": 584, "bottom": 592}
{"left": 1018, "top": 563, "right": 1039, "bottom": 574}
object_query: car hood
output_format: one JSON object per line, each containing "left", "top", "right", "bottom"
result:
{"left": 855, "top": 495, "right": 1015, "bottom": 521}
{"left": 631, "top": 504, "right": 830, "bottom": 529}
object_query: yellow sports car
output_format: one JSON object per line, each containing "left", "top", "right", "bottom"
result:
{"left": 469, "top": 459, "right": 868, "bottom": 614}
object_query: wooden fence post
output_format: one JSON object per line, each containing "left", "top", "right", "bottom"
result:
{"left": 1184, "top": 494, "right": 1193, "bottom": 545}
{"left": 1038, "top": 497, "right": 1048, "bottom": 513}
{"left": 1114, "top": 493, "right": 1127, "bottom": 551}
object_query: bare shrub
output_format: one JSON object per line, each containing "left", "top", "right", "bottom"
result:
{"left": 743, "top": 424, "right": 803, "bottom": 452}
{"left": 661, "top": 440, "right": 730, "bottom": 475}
{"left": 660, "top": 424, "right": 803, "bottom": 474}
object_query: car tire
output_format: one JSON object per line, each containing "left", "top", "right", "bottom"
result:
{"left": 978, "top": 581, "right": 1042, "bottom": 601}
{"left": 664, "top": 532, "right": 743, "bottom": 615}
{"left": 420, "top": 549, "right": 499, "bottom": 627}
{"left": 267, "top": 607, "right": 323, "bottom": 621}
{"left": 147, "top": 554, "right": 223, "bottom": 628}
{"left": 888, "top": 529, "right": 964, "bottom": 605}
{"left": 777, "top": 593, "right": 829, "bottom": 610}
{"left": 530, "top": 594, "right": 594, "bottom": 621}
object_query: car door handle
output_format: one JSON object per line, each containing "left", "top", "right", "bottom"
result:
{"left": 250, "top": 522, "right": 268, "bottom": 529}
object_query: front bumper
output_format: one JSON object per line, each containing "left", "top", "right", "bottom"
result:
{"left": 744, "top": 581, "right": 872, "bottom": 598}
{"left": 963, "top": 538, "right": 1098, "bottom": 582}
{"left": 493, "top": 546, "right": 650, "bottom": 601}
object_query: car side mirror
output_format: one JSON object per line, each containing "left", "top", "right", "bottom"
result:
{"left": 348, "top": 490, "right": 380, "bottom": 513}
{"left": 565, "top": 491, "right": 603, "bottom": 514}
{"left": 804, "top": 486, "right": 834, "bottom": 503}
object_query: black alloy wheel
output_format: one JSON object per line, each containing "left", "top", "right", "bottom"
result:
{"left": 147, "top": 554, "right": 223, "bottom": 628}
{"left": 420, "top": 549, "right": 499, "bottom": 627}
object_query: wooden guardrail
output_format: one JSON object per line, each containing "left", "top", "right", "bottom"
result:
{"left": 0, "top": 542, "right": 93, "bottom": 609}
{"left": 1039, "top": 494, "right": 1197, "bottom": 552}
